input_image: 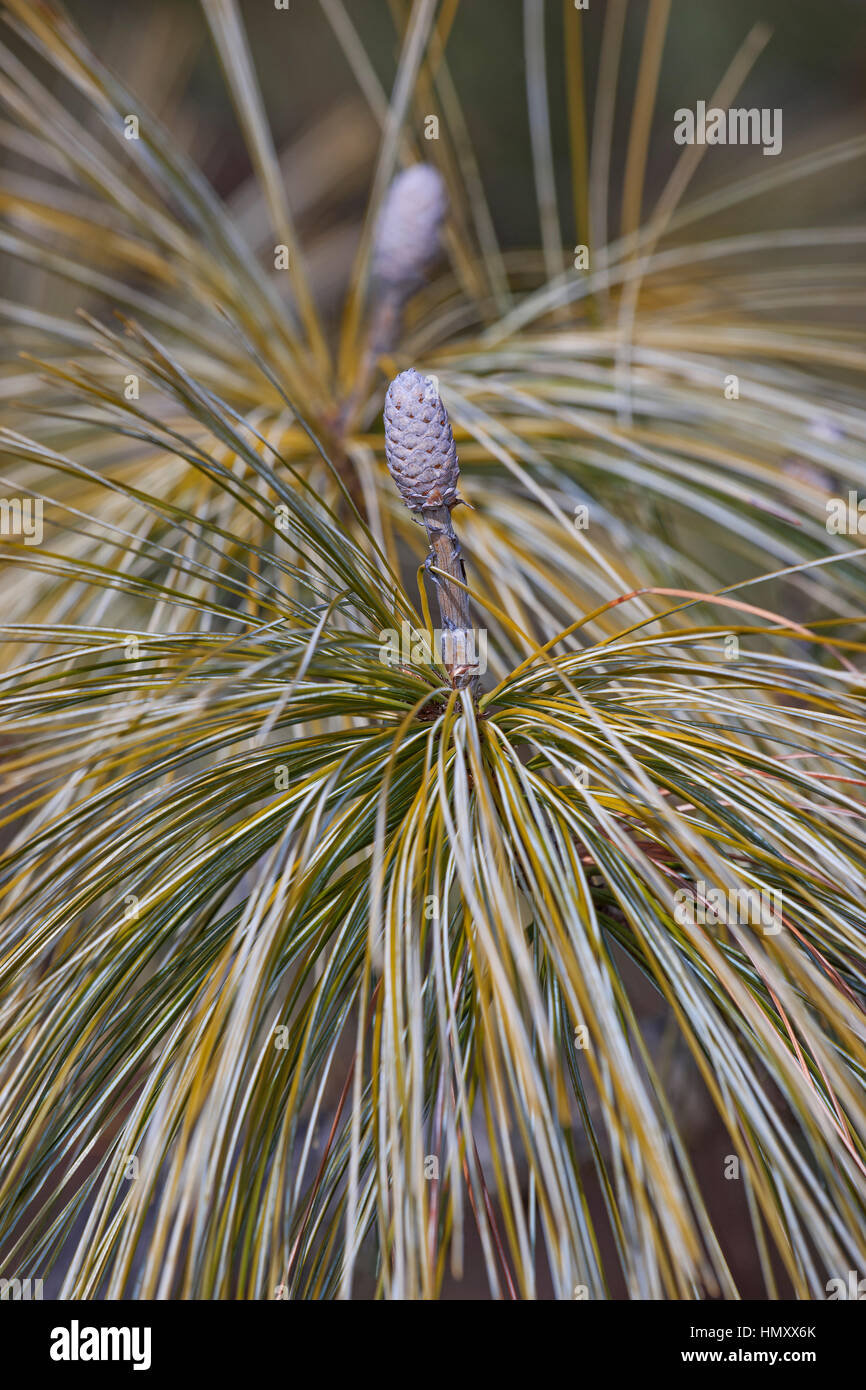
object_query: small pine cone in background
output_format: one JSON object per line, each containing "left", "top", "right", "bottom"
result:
{"left": 383, "top": 369, "right": 460, "bottom": 512}
{"left": 372, "top": 164, "right": 448, "bottom": 296}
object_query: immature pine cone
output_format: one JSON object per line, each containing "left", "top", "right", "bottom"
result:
{"left": 383, "top": 369, "right": 460, "bottom": 512}
{"left": 372, "top": 164, "right": 448, "bottom": 294}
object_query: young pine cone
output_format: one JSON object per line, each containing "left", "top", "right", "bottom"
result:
{"left": 383, "top": 369, "right": 460, "bottom": 512}
{"left": 372, "top": 164, "right": 448, "bottom": 295}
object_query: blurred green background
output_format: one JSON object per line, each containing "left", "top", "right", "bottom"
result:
{"left": 61, "top": 0, "right": 866, "bottom": 252}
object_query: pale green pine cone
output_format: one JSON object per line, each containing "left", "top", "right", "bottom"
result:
{"left": 383, "top": 369, "right": 461, "bottom": 512}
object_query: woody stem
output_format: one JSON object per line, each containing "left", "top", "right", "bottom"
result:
{"left": 337, "top": 288, "right": 405, "bottom": 437}
{"left": 422, "top": 504, "right": 474, "bottom": 690}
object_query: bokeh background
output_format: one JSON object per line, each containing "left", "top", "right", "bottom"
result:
{"left": 6, "top": 0, "right": 866, "bottom": 321}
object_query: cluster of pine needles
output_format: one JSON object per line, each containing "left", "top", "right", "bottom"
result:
{"left": 0, "top": 0, "right": 865, "bottom": 1299}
